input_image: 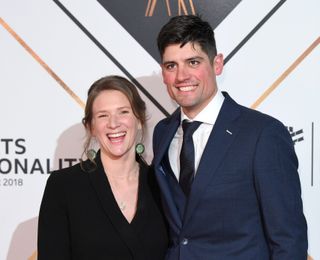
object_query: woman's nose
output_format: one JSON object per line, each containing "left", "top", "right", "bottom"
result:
{"left": 108, "top": 115, "right": 120, "bottom": 128}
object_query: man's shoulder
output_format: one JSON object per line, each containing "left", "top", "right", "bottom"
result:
{"left": 223, "top": 92, "right": 286, "bottom": 131}
{"left": 223, "top": 93, "right": 279, "bottom": 122}
{"left": 241, "top": 104, "right": 282, "bottom": 125}
{"left": 154, "top": 107, "right": 180, "bottom": 131}
{"left": 233, "top": 103, "right": 288, "bottom": 135}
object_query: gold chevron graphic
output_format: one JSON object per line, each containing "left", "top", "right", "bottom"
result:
{"left": 251, "top": 36, "right": 320, "bottom": 109}
{"left": 145, "top": 0, "right": 195, "bottom": 16}
{"left": 0, "top": 17, "right": 85, "bottom": 109}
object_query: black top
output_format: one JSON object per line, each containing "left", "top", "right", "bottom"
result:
{"left": 38, "top": 152, "right": 168, "bottom": 260}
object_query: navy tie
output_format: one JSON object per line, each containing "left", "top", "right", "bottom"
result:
{"left": 179, "top": 120, "right": 202, "bottom": 196}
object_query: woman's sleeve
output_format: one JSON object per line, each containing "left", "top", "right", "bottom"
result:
{"left": 37, "top": 171, "right": 71, "bottom": 260}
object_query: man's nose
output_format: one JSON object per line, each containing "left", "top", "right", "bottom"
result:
{"left": 176, "top": 65, "right": 189, "bottom": 82}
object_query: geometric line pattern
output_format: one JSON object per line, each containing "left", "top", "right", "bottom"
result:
{"left": 145, "top": 0, "right": 196, "bottom": 16}
{"left": 0, "top": 17, "right": 85, "bottom": 109}
{"left": 53, "top": 0, "right": 170, "bottom": 117}
{"left": 251, "top": 36, "right": 320, "bottom": 109}
{"left": 225, "top": 0, "right": 287, "bottom": 64}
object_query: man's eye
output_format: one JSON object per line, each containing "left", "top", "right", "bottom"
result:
{"left": 189, "top": 60, "right": 199, "bottom": 66}
{"left": 165, "top": 63, "right": 175, "bottom": 70}
{"left": 98, "top": 114, "right": 107, "bottom": 118}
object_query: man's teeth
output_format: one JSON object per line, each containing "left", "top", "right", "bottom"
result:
{"left": 179, "top": 86, "right": 195, "bottom": 91}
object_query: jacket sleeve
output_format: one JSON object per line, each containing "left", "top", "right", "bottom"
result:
{"left": 152, "top": 121, "right": 162, "bottom": 162}
{"left": 38, "top": 171, "right": 71, "bottom": 260}
{"left": 253, "top": 120, "right": 308, "bottom": 259}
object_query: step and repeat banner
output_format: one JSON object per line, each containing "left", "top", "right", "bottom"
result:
{"left": 0, "top": 0, "right": 319, "bottom": 259}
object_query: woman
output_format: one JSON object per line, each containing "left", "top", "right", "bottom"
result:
{"left": 38, "top": 75, "right": 168, "bottom": 260}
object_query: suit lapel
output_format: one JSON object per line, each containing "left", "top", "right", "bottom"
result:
{"left": 153, "top": 109, "right": 183, "bottom": 230}
{"left": 183, "top": 93, "right": 242, "bottom": 225}
{"left": 86, "top": 153, "right": 145, "bottom": 259}
{"left": 153, "top": 109, "right": 180, "bottom": 166}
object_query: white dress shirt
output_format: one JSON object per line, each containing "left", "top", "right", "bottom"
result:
{"left": 168, "top": 90, "right": 225, "bottom": 181}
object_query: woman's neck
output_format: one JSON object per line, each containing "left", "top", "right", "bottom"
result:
{"left": 100, "top": 152, "right": 139, "bottom": 181}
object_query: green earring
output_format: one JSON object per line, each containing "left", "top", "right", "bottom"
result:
{"left": 135, "top": 143, "right": 145, "bottom": 155}
{"left": 87, "top": 149, "right": 96, "bottom": 161}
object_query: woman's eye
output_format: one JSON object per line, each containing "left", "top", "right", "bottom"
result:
{"left": 120, "top": 110, "right": 129, "bottom": 114}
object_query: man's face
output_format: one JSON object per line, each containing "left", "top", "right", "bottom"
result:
{"left": 161, "top": 42, "right": 223, "bottom": 118}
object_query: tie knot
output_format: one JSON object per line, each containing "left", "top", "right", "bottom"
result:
{"left": 182, "top": 120, "right": 202, "bottom": 137}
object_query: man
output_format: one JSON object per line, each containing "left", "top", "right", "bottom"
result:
{"left": 152, "top": 15, "right": 308, "bottom": 259}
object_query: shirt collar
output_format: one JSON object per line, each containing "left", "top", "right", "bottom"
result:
{"left": 180, "top": 90, "right": 225, "bottom": 125}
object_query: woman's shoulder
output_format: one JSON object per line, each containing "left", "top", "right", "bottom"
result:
{"left": 138, "top": 156, "right": 154, "bottom": 178}
{"left": 138, "top": 157, "right": 161, "bottom": 196}
{"left": 48, "top": 160, "right": 89, "bottom": 183}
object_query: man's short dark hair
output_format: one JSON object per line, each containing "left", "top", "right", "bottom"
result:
{"left": 157, "top": 15, "right": 217, "bottom": 62}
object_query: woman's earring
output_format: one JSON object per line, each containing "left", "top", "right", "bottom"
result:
{"left": 135, "top": 143, "right": 145, "bottom": 155}
{"left": 86, "top": 149, "right": 96, "bottom": 161}
{"left": 86, "top": 137, "right": 97, "bottom": 161}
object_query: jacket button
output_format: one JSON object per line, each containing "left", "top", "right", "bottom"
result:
{"left": 181, "top": 238, "right": 188, "bottom": 245}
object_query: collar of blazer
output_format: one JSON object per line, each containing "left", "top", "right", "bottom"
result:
{"left": 86, "top": 151, "right": 147, "bottom": 259}
{"left": 153, "top": 108, "right": 180, "bottom": 167}
{"left": 184, "top": 92, "right": 242, "bottom": 225}
{"left": 154, "top": 92, "right": 243, "bottom": 226}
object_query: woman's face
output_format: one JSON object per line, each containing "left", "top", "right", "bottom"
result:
{"left": 91, "top": 90, "right": 141, "bottom": 160}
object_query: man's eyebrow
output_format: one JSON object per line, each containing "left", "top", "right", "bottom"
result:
{"left": 186, "top": 56, "right": 204, "bottom": 61}
{"left": 162, "top": 60, "right": 175, "bottom": 65}
{"left": 162, "top": 56, "right": 205, "bottom": 65}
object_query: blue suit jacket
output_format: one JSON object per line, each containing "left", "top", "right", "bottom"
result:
{"left": 152, "top": 92, "right": 307, "bottom": 260}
